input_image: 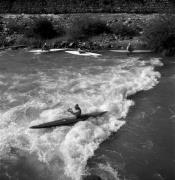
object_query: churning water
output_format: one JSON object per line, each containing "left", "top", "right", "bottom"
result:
{"left": 0, "top": 50, "right": 164, "bottom": 180}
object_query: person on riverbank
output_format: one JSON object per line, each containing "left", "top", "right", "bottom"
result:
{"left": 126, "top": 42, "right": 134, "bottom": 55}
{"left": 67, "top": 104, "right": 82, "bottom": 118}
{"left": 42, "top": 42, "right": 50, "bottom": 51}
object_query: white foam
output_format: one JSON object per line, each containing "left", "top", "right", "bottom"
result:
{"left": 60, "top": 119, "right": 125, "bottom": 179}
{"left": 149, "top": 58, "right": 163, "bottom": 66}
{"left": 98, "top": 163, "right": 120, "bottom": 180}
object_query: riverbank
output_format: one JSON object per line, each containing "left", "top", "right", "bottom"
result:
{"left": 1, "top": 13, "right": 175, "bottom": 56}
{"left": 0, "top": 13, "right": 157, "bottom": 51}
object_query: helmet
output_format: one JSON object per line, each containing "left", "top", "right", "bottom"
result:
{"left": 75, "top": 104, "right": 79, "bottom": 109}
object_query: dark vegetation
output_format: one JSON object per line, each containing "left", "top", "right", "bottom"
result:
{"left": 25, "top": 18, "right": 58, "bottom": 39}
{"left": 68, "top": 16, "right": 110, "bottom": 40}
{"left": 0, "top": 15, "right": 141, "bottom": 49}
{"left": 110, "top": 21, "right": 141, "bottom": 38}
{"left": 1, "top": 13, "right": 175, "bottom": 56}
{"left": 0, "top": 0, "right": 173, "bottom": 13}
{"left": 0, "top": 22, "right": 3, "bottom": 33}
{"left": 142, "top": 14, "right": 175, "bottom": 56}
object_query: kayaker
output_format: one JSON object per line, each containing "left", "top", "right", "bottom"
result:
{"left": 78, "top": 48, "right": 86, "bottom": 54}
{"left": 42, "top": 42, "right": 50, "bottom": 51}
{"left": 126, "top": 42, "right": 134, "bottom": 55}
{"left": 67, "top": 104, "right": 82, "bottom": 118}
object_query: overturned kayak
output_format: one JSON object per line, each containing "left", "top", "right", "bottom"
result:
{"left": 30, "top": 111, "right": 108, "bottom": 129}
{"left": 65, "top": 50, "right": 101, "bottom": 57}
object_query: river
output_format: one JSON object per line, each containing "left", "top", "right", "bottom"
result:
{"left": 0, "top": 49, "right": 174, "bottom": 180}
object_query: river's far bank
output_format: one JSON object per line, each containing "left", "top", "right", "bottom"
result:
{"left": 0, "top": 13, "right": 156, "bottom": 51}
{"left": 0, "top": 13, "right": 175, "bottom": 57}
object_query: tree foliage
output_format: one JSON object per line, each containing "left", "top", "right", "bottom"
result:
{"left": 26, "top": 18, "right": 57, "bottom": 40}
{"left": 68, "top": 16, "right": 110, "bottom": 40}
{"left": 142, "top": 14, "right": 175, "bottom": 55}
{"left": 110, "top": 22, "right": 140, "bottom": 38}
{"left": 0, "top": 0, "right": 172, "bottom": 13}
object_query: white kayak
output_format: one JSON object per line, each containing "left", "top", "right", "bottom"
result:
{"left": 65, "top": 50, "right": 101, "bottom": 57}
{"left": 29, "top": 48, "right": 66, "bottom": 54}
{"left": 110, "top": 50, "right": 153, "bottom": 53}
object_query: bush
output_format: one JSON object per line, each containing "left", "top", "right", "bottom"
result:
{"left": 0, "top": 20, "right": 3, "bottom": 33}
{"left": 110, "top": 21, "right": 140, "bottom": 38}
{"left": 54, "top": 21, "right": 65, "bottom": 37}
{"left": 25, "top": 18, "right": 58, "bottom": 40}
{"left": 142, "top": 14, "right": 175, "bottom": 55}
{"left": 17, "top": 37, "right": 43, "bottom": 48}
{"left": 0, "top": 35, "right": 6, "bottom": 47}
{"left": 6, "top": 18, "right": 27, "bottom": 35}
{"left": 68, "top": 16, "right": 110, "bottom": 40}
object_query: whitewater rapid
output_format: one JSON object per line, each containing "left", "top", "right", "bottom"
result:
{"left": 0, "top": 53, "right": 162, "bottom": 180}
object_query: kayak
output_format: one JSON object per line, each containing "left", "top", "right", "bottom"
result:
{"left": 110, "top": 50, "right": 153, "bottom": 53}
{"left": 29, "top": 48, "right": 66, "bottom": 54}
{"left": 30, "top": 111, "right": 108, "bottom": 129}
{"left": 65, "top": 50, "right": 101, "bottom": 57}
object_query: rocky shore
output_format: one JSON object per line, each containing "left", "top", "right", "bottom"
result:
{"left": 0, "top": 13, "right": 174, "bottom": 56}
{"left": 0, "top": 14, "right": 156, "bottom": 51}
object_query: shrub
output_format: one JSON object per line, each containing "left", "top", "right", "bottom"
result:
{"left": 25, "top": 18, "right": 58, "bottom": 40}
{"left": 54, "top": 21, "right": 65, "bottom": 37}
{"left": 27, "top": 38, "right": 43, "bottom": 48}
{"left": 68, "top": 16, "right": 110, "bottom": 40}
{"left": 6, "top": 18, "right": 27, "bottom": 35}
{"left": 110, "top": 21, "right": 140, "bottom": 38}
{"left": 18, "top": 37, "right": 43, "bottom": 48}
{"left": 142, "top": 14, "right": 175, "bottom": 55}
{"left": 0, "top": 35, "right": 6, "bottom": 47}
{"left": 0, "top": 19, "right": 3, "bottom": 33}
